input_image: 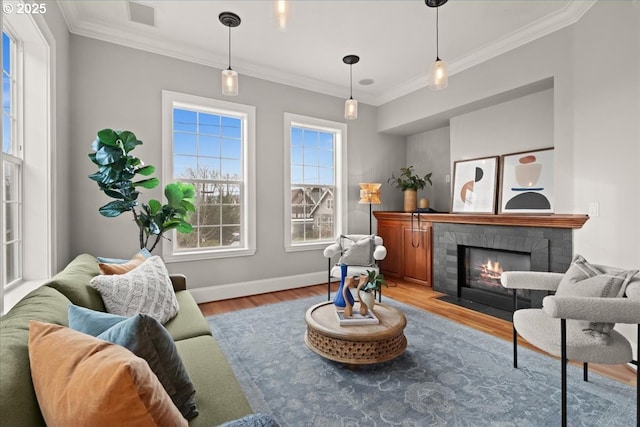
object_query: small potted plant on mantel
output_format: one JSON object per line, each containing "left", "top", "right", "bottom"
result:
{"left": 357, "top": 269, "right": 388, "bottom": 315}
{"left": 387, "top": 166, "right": 433, "bottom": 212}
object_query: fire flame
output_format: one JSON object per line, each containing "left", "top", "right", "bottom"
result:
{"left": 479, "top": 258, "right": 504, "bottom": 280}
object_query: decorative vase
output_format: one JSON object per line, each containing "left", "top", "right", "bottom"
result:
{"left": 360, "top": 291, "right": 375, "bottom": 314}
{"left": 419, "top": 198, "right": 429, "bottom": 209}
{"left": 333, "top": 264, "right": 354, "bottom": 309}
{"left": 404, "top": 189, "right": 417, "bottom": 212}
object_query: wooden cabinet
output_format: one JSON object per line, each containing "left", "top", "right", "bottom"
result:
{"left": 374, "top": 212, "right": 432, "bottom": 287}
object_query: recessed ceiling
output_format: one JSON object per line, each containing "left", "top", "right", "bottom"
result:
{"left": 57, "top": 0, "right": 595, "bottom": 106}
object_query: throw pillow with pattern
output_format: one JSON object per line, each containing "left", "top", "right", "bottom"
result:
{"left": 90, "top": 256, "right": 179, "bottom": 324}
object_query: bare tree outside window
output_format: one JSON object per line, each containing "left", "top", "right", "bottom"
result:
{"left": 173, "top": 108, "right": 243, "bottom": 251}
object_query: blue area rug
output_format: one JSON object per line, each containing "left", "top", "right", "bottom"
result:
{"left": 208, "top": 296, "right": 635, "bottom": 426}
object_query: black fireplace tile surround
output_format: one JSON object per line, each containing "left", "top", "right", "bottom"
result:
{"left": 433, "top": 222, "right": 573, "bottom": 312}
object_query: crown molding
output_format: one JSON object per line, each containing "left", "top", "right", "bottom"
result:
{"left": 59, "top": 0, "right": 596, "bottom": 107}
{"left": 373, "top": 0, "right": 597, "bottom": 105}
{"left": 58, "top": 1, "right": 379, "bottom": 105}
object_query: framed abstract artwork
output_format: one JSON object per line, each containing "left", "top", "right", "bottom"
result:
{"left": 451, "top": 156, "right": 499, "bottom": 214}
{"left": 499, "top": 147, "right": 554, "bottom": 214}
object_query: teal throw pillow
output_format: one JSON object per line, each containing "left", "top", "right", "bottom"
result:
{"left": 68, "top": 305, "right": 198, "bottom": 420}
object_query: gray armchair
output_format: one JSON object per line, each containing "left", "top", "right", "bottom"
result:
{"left": 323, "top": 234, "right": 387, "bottom": 301}
{"left": 501, "top": 262, "right": 640, "bottom": 427}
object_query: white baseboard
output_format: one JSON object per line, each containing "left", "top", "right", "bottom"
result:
{"left": 188, "top": 271, "right": 327, "bottom": 303}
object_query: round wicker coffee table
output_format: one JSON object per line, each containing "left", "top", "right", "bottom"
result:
{"left": 304, "top": 301, "right": 407, "bottom": 365}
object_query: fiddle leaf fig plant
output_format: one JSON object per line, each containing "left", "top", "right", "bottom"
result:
{"left": 88, "top": 129, "right": 195, "bottom": 252}
{"left": 361, "top": 270, "right": 388, "bottom": 293}
{"left": 387, "top": 166, "right": 433, "bottom": 191}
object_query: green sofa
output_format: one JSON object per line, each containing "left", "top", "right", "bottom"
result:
{"left": 0, "top": 254, "right": 256, "bottom": 427}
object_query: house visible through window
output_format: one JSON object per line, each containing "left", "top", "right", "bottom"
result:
{"left": 284, "top": 113, "right": 347, "bottom": 251}
{"left": 162, "top": 91, "right": 256, "bottom": 261}
{"left": 2, "top": 31, "right": 22, "bottom": 288}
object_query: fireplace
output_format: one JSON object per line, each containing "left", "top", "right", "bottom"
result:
{"left": 433, "top": 223, "right": 574, "bottom": 317}
{"left": 458, "top": 246, "right": 532, "bottom": 312}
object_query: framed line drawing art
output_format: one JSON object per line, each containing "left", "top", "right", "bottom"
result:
{"left": 451, "top": 156, "right": 499, "bottom": 214}
{"left": 499, "top": 147, "right": 554, "bottom": 214}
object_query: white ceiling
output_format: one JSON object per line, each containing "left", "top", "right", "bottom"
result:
{"left": 57, "top": 0, "right": 595, "bottom": 106}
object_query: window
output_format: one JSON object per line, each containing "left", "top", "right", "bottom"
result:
{"left": 2, "top": 30, "right": 22, "bottom": 288}
{"left": 162, "top": 90, "right": 256, "bottom": 261}
{"left": 284, "top": 113, "right": 347, "bottom": 251}
{"left": 1, "top": 10, "right": 54, "bottom": 314}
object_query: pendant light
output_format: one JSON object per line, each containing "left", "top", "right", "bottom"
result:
{"left": 426, "top": 0, "right": 448, "bottom": 90}
{"left": 274, "top": 0, "right": 290, "bottom": 31}
{"left": 343, "top": 55, "right": 360, "bottom": 120}
{"left": 219, "top": 12, "right": 241, "bottom": 96}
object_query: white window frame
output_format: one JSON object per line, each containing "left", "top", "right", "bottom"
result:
{"left": 2, "top": 7, "right": 55, "bottom": 313}
{"left": 283, "top": 113, "right": 347, "bottom": 252}
{"left": 2, "top": 29, "right": 23, "bottom": 289}
{"left": 162, "top": 90, "right": 256, "bottom": 262}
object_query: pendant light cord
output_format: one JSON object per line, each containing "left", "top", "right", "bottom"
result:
{"left": 436, "top": 7, "right": 440, "bottom": 60}
{"left": 349, "top": 64, "right": 353, "bottom": 99}
{"left": 228, "top": 25, "right": 232, "bottom": 70}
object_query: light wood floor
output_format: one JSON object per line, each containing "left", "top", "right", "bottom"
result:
{"left": 199, "top": 278, "right": 637, "bottom": 387}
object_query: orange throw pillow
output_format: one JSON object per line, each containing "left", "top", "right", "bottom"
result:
{"left": 28, "top": 321, "right": 187, "bottom": 427}
{"left": 99, "top": 251, "right": 146, "bottom": 275}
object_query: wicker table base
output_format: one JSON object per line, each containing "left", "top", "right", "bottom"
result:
{"left": 304, "top": 301, "right": 407, "bottom": 365}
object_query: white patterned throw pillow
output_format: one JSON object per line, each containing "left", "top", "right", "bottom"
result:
{"left": 90, "top": 256, "right": 179, "bottom": 324}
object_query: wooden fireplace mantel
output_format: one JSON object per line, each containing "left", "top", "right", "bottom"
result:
{"left": 372, "top": 212, "right": 588, "bottom": 289}
{"left": 372, "top": 212, "right": 589, "bottom": 229}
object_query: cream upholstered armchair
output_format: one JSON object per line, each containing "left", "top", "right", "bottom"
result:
{"left": 323, "top": 234, "right": 387, "bottom": 301}
{"left": 501, "top": 255, "right": 640, "bottom": 427}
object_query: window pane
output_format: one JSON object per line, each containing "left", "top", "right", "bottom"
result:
{"left": 174, "top": 109, "right": 197, "bottom": 132}
{"left": 2, "top": 33, "right": 10, "bottom": 74}
{"left": 2, "top": 113, "right": 11, "bottom": 154}
{"left": 221, "top": 116, "right": 241, "bottom": 138}
{"left": 303, "top": 166, "right": 318, "bottom": 184}
{"left": 221, "top": 158, "right": 241, "bottom": 177}
{"left": 199, "top": 205, "right": 220, "bottom": 226}
{"left": 319, "top": 149, "right": 333, "bottom": 169}
{"left": 199, "top": 135, "right": 219, "bottom": 157}
{"left": 319, "top": 132, "right": 333, "bottom": 150}
{"left": 221, "top": 139, "right": 241, "bottom": 159}
{"left": 5, "top": 241, "right": 20, "bottom": 284}
{"left": 3, "top": 160, "right": 20, "bottom": 202}
{"left": 319, "top": 167, "right": 333, "bottom": 185}
{"left": 174, "top": 155, "right": 197, "bottom": 178}
{"left": 198, "top": 112, "right": 219, "bottom": 135}
{"left": 291, "top": 165, "right": 303, "bottom": 184}
{"left": 291, "top": 128, "right": 303, "bottom": 146}
{"left": 198, "top": 156, "right": 219, "bottom": 175}
{"left": 174, "top": 132, "right": 197, "bottom": 155}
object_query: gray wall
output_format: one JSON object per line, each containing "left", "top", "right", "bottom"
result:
{"left": 68, "top": 35, "right": 404, "bottom": 289}
{"left": 406, "top": 127, "right": 450, "bottom": 212}
{"left": 450, "top": 89, "right": 554, "bottom": 163}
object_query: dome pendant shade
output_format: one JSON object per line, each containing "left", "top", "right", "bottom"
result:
{"left": 425, "top": 0, "right": 448, "bottom": 7}
{"left": 429, "top": 58, "right": 448, "bottom": 90}
{"left": 221, "top": 68, "right": 239, "bottom": 96}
